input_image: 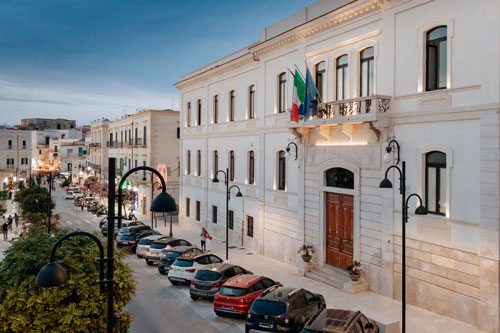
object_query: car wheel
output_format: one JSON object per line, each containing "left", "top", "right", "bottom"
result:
{"left": 146, "top": 260, "right": 153, "bottom": 266}
{"left": 158, "top": 271, "right": 165, "bottom": 275}
{"left": 169, "top": 280, "right": 179, "bottom": 285}
{"left": 190, "top": 295, "right": 199, "bottom": 301}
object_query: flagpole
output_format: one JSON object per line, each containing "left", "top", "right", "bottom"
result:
{"left": 304, "top": 60, "right": 323, "bottom": 103}
{"left": 295, "top": 64, "right": 305, "bottom": 80}
{"left": 287, "top": 68, "right": 295, "bottom": 77}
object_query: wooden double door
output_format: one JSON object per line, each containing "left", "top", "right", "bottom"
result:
{"left": 326, "top": 192, "right": 354, "bottom": 270}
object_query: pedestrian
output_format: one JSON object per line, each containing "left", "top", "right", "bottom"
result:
{"left": 200, "top": 227, "right": 207, "bottom": 251}
{"left": 14, "top": 213, "right": 19, "bottom": 228}
{"left": 7, "top": 215, "right": 13, "bottom": 231}
{"left": 2, "top": 216, "right": 8, "bottom": 240}
{"left": 81, "top": 202, "right": 84, "bottom": 211}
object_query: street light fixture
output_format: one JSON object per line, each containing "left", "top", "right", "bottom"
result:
{"left": 285, "top": 141, "right": 298, "bottom": 160}
{"left": 384, "top": 138, "right": 400, "bottom": 164}
{"left": 213, "top": 168, "right": 243, "bottom": 260}
{"left": 379, "top": 140, "right": 426, "bottom": 333}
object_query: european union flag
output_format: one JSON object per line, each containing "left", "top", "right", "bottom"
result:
{"left": 303, "top": 67, "right": 318, "bottom": 120}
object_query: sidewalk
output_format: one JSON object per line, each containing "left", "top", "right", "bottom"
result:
{"left": 0, "top": 200, "right": 22, "bottom": 261}
{"left": 149, "top": 220, "right": 486, "bottom": 333}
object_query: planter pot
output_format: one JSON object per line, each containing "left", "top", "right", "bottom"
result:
{"left": 349, "top": 273, "right": 360, "bottom": 282}
{"left": 301, "top": 254, "right": 312, "bottom": 263}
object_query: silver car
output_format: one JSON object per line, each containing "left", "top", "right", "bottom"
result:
{"left": 136, "top": 235, "right": 168, "bottom": 258}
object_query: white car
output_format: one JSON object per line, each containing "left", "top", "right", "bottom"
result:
{"left": 167, "top": 253, "right": 223, "bottom": 285}
{"left": 136, "top": 235, "right": 169, "bottom": 258}
{"left": 65, "top": 191, "right": 74, "bottom": 200}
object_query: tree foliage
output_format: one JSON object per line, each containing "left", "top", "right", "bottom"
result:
{"left": 0, "top": 226, "right": 136, "bottom": 332}
{"left": 14, "top": 185, "right": 56, "bottom": 229}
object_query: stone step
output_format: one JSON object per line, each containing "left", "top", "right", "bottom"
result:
{"left": 313, "top": 264, "right": 351, "bottom": 280}
{"left": 305, "top": 270, "right": 345, "bottom": 289}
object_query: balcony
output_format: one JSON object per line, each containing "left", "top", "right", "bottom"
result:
{"left": 89, "top": 142, "right": 101, "bottom": 148}
{"left": 130, "top": 138, "right": 146, "bottom": 147}
{"left": 288, "top": 95, "right": 392, "bottom": 143}
{"left": 106, "top": 141, "right": 115, "bottom": 148}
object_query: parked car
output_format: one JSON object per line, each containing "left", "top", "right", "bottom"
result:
{"left": 245, "top": 286, "right": 325, "bottom": 333}
{"left": 99, "top": 217, "right": 108, "bottom": 229}
{"left": 116, "top": 229, "right": 161, "bottom": 253}
{"left": 190, "top": 263, "right": 252, "bottom": 301}
{"left": 65, "top": 191, "right": 74, "bottom": 200}
{"left": 302, "top": 308, "right": 378, "bottom": 333}
{"left": 116, "top": 224, "right": 150, "bottom": 236}
{"left": 136, "top": 235, "right": 169, "bottom": 258}
{"left": 213, "top": 274, "right": 281, "bottom": 317}
{"left": 168, "top": 253, "right": 223, "bottom": 285}
{"left": 145, "top": 238, "right": 192, "bottom": 265}
{"left": 158, "top": 246, "right": 202, "bottom": 274}
{"left": 101, "top": 221, "right": 130, "bottom": 236}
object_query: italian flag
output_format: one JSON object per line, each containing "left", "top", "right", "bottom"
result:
{"left": 292, "top": 69, "right": 305, "bottom": 123}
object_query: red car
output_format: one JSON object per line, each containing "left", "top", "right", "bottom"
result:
{"left": 213, "top": 274, "right": 282, "bottom": 317}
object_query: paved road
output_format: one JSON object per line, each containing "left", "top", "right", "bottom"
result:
{"left": 52, "top": 187, "right": 245, "bottom": 332}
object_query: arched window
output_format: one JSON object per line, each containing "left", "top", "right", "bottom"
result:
{"left": 336, "top": 55, "right": 348, "bottom": 100}
{"left": 325, "top": 168, "right": 354, "bottom": 189}
{"left": 196, "top": 99, "right": 201, "bottom": 126}
{"left": 426, "top": 26, "right": 447, "bottom": 91}
{"left": 248, "top": 85, "right": 255, "bottom": 119}
{"left": 425, "top": 151, "right": 446, "bottom": 215}
{"left": 229, "top": 150, "right": 235, "bottom": 181}
{"left": 186, "top": 150, "right": 191, "bottom": 175}
{"left": 315, "top": 62, "right": 326, "bottom": 101}
{"left": 213, "top": 95, "right": 219, "bottom": 124}
{"left": 278, "top": 73, "right": 287, "bottom": 113}
{"left": 213, "top": 150, "right": 218, "bottom": 177}
{"left": 360, "top": 47, "right": 374, "bottom": 97}
{"left": 187, "top": 102, "right": 191, "bottom": 127}
{"left": 248, "top": 151, "right": 255, "bottom": 185}
{"left": 196, "top": 150, "right": 201, "bottom": 176}
{"left": 277, "top": 150, "right": 286, "bottom": 191}
{"left": 229, "top": 90, "right": 235, "bottom": 121}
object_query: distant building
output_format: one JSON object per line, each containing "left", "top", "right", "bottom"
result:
{"left": 89, "top": 118, "right": 110, "bottom": 180}
{"left": 0, "top": 129, "right": 32, "bottom": 189}
{"left": 20, "top": 118, "right": 76, "bottom": 131}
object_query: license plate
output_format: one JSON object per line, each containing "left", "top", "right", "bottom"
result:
{"left": 122, "top": 242, "right": 128, "bottom": 244}
{"left": 222, "top": 306, "right": 234, "bottom": 310}
{"left": 259, "top": 323, "right": 273, "bottom": 329}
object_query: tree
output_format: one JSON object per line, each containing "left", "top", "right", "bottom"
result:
{"left": 0, "top": 226, "right": 135, "bottom": 332}
{"left": 84, "top": 176, "right": 99, "bottom": 193}
{"left": 14, "top": 186, "right": 56, "bottom": 229}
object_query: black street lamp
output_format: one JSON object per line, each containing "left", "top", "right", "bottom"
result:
{"left": 212, "top": 168, "right": 242, "bottom": 260}
{"left": 379, "top": 140, "right": 427, "bottom": 333}
{"left": 142, "top": 172, "right": 167, "bottom": 232}
{"left": 286, "top": 141, "right": 298, "bottom": 160}
{"left": 35, "top": 231, "right": 110, "bottom": 329}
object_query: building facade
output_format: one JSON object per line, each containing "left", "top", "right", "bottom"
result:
{"left": 175, "top": 0, "right": 500, "bottom": 330}
{"left": 107, "top": 109, "right": 180, "bottom": 218}
{"left": 0, "top": 129, "right": 32, "bottom": 189}
{"left": 89, "top": 118, "right": 110, "bottom": 180}
{"left": 20, "top": 118, "right": 76, "bottom": 131}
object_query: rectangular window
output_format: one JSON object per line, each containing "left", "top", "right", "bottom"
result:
{"left": 78, "top": 147, "right": 83, "bottom": 156}
{"left": 8, "top": 139, "right": 12, "bottom": 149}
{"left": 187, "top": 102, "right": 191, "bottom": 127}
{"left": 228, "top": 210, "right": 234, "bottom": 230}
{"left": 128, "top": 159, "right": 131, "bottom": 170}
{"left": 125, "top": 130, "right": 127, "bottom": 142}
{"left": 278, "top": 73, "right": 286, "bottom": 113}
{"left": 278, "top": 151, "right": 286, "bottom": 191}
{"left": 336, "top": 55, "right": 348, "bottom": 100}
{"left": 143, "top": 126, "right": 147, "bottom": 145}
{"left": 315, "top": 62, "right": 325, "bottom": 101}
{"left": 360, "top": 47, "right": 374, "bottom": 97}
{"left": 186, "top": 198, "right": 190, "bottom": 217}
{"left": 197, "top": 99, "right": 201, "bottom": 126}
{"left": 213, "top": 95, "right": 219, "bottom": 124}
{"left": 22, "top": 140, "right": 27, "bottom": 149}
{"left": 249, "top": 85, "right": 255, "bottom": 119}
{"left": 212, "top": 205, "right": 218, "bottom": 224}
{"left": 196, "top": 200, "right": 201, "bottom": 221}
{"left": 213, "top": 150, "right": 218, "bottom": 177}
{"left": 196, "top": 150, "right": 201, "bottom": 176}
{"left": 135, "top": 128, "right": 138, "bottom": 145}
{"left": 186, "top": 150, "right": 191, "bottom": 175}
{"left": 247, "top": 216, "right": 254, "bottom": 237}
{"left": 177, "top": 127, "right": 180, "bottom": 139}
{"left": 248, "top": 151, "right": 255, "bottom": 185}
{"left": 7, "top": 158, "right": 14, "bottom": 166}
{"left": 229, "top": 151, "right": 235, "bottom": 182}
{"left": 425, "top": 151, "right": 447, "bottom": 215}
{"left": 426, "top": 26, "right": 447, "bottom": 91}
{"left": 229, "top": 90, "right": 235, "bottom": 121}
{"left": 135, "top": 160, "right": 138, "bottom": 168}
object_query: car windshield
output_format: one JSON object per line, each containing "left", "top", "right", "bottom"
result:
{"left": 251, "top": 300, "right": 287, "bottom": 315}
{"left": 120, "top": 228, "right": 132, "bottom": 233}
{"left": 117, "top": 234, "right": 136, "bottom": 241}
{"left": 138, "top": 239, "right": 154, "bottom": 245}
{"left": 195, "top": 270, "right": 221, "bottom": 281}
{"left": 174, "top": 259, "right": 193, "bottom": 267}
{"left": 219, "top": 286, "right": 247, "bottom": 297}
{"left": 150, "top": 243, "right": 167, "bottom": 249}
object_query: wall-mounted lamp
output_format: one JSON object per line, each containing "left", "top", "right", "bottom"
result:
{"left": 384, "top": 138, "right": 400, "bottom": 165}
{"left": 286, "top": 142, "right": 298, "bottom": 160}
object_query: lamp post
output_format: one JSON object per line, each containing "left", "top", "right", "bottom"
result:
{"left": 35, "top": 231, "right": 112, "bottom": 331}
{"left": 212, "top": 168, "right": 242, "bottom": 260}
{"left": 285, "top": 141, "right": 298, "bottom": 160}
{"left": 379, "top": 141, "right": 427, "bottom": 333}
{"left": 142, "top": 171, "right": 167, "bottom": 233}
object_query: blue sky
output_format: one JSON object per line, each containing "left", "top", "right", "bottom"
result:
{"left": 0, "top": 0, "right": 316, "bottom": 125}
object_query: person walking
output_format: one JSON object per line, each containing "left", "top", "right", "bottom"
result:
{"left": 200, "top": 227, "right": 207, "bottom": 251}
{"left": 81, "top": 201, "right": 84, "bottom": 211}
{"left": 7, "top": 215, "right": 13, "bottom": 231}
{"left": 14, "top": 213, "right": 19, "bottom": 228}
{"left": 2, "top": 217, "right": 8, "bottom": 240}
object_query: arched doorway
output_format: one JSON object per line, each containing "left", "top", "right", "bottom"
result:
{"left": 325, "top": 168, "right": 354, "bottom": 270}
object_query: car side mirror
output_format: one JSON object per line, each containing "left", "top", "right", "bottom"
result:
{"left": 364, "top": 322, "right": 374, "bottom": 330}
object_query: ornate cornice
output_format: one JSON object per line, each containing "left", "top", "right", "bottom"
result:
{"left": 175, "top": 0, "right": 391, "bottom": 91}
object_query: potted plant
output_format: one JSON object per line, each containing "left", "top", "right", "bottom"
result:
{"left": 347, "top": 260, "right": 362, "bottom": 281}
{"left": 297, "top": 243, "right": 315, "bottom": 263}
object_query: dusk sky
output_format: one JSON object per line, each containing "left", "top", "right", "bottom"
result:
{"left": 0, "top": 0, "right": 316, "bottom": 126}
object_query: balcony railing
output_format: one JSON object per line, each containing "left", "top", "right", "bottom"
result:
{"left": 89, "top": 142, "right": 101, "bottom": 147}
{"left": 289, "top": 95, "right": 391, "bottom": 125}
{"left": 106, "top": 141, "right": 115, "bottom": 147}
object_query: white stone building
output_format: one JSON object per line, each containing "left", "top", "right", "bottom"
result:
{"left": 107, "top": 109, "right": 180, "bottom": 218}
{"left": 89, "top": 118, "right": 109, "bottom": 180}
{"left": 0, "top": 128, "right": 32, "bottom": 189}
{"left": 175, "top": 0, "right": 500, "bottom": 330}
